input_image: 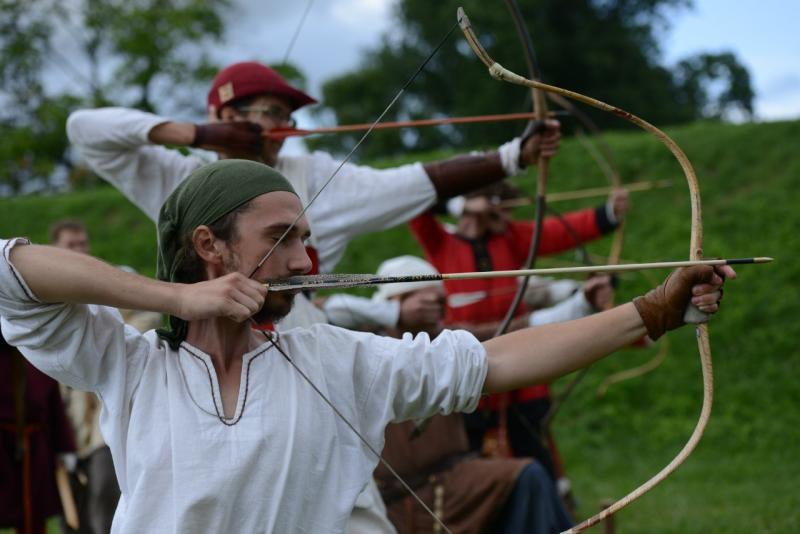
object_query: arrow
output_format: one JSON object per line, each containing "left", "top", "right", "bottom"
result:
{"left": 497, "top": 179, "right": 674, "bottom": 207}
{"left": 264, "top": 111, "right": 567, "bottom": 140}
{"left": 266, "top": 257, "right": 772, "bottom": 291}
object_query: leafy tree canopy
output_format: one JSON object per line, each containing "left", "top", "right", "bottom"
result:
{"left": 0, "top": 0, "right": 230, "bottom": 194}
{"left": 308, "top": 0, "right": 754, "bottom": 159}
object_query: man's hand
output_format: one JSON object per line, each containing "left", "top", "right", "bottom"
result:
{"left": 520, "top": 119, "right": 561, "bottom": 167}
{"left": 192, "top": 122, "right": 264, "bottom": 160}
{"left": 607, "top": 189, "right": 630, "bottom": 221}
{"left": 633, "top": 265, "right": 735, "bottom": 340}
{"left": 174, "top": 273, "right": 267, "bottom": 322}
{"left": 583, "top": 275, "right": 614, "bottom": 311}
{"left": 398, "top": 291, "right": 444, "bottom": 332}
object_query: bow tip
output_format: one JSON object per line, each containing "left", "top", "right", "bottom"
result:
{"left": 456, "top": 7, "right": 471, "bottom": 29}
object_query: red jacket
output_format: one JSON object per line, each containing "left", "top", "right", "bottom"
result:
{"left": 410, "top": 206, "right": 613, "bottom": 402}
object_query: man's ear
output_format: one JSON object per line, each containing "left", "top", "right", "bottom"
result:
{"left": 192, "top": 225, "right": 224, "bottom": 265}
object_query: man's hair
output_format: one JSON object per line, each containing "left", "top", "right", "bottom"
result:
{"left": 173, "top": 201, "right": 253, "bottom": 284}
{"left": 49, "top": 219, "right": 87, "bottom": 244}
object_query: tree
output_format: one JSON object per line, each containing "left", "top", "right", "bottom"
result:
{"left": 675, "top": 52, "right": 755, "bottom": 121}
{"left": 0, "top": 0, "right": 230, "bottom": 194}
{"left": 308, "top": 0, "right": 754, "bottom": 159}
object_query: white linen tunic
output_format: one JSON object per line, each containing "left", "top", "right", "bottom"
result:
{"left": 65, "top": 107, "right": 438, "bottom": 274}
{"left": 0, "top": 238, "right": 488, "bottom": 533}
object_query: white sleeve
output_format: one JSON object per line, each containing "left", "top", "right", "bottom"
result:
{"left": 66, "top": 107, "right": 206, "bottom": 222}
{"left": 369, "top": 329, "right": 487, "bottom": 424}
{"left": 299, "top": 325, "right": 486, "bottom": 437}
{"left": 0, "top": 238, "right": 149, "bottom": 414}
{"left": 324, "top": 326, "right": 487, "bottom": 427}
{"left": 278, "top": 152, "right": 437, "bottom": 272}
{"left": 322, "top": 294, "right": 400, "bottom": 329}
{"left": 528, "top": 289, "right": 594, "bottom": 326}
{"left": 498, "top": 137, "right": 523, "bottom": 176}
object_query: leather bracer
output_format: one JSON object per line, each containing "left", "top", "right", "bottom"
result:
{"left": 423, "top": 152, "right": 507, "bottom": 200}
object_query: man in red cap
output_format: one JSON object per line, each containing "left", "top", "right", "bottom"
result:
{"left": 68, "top": 60, "right": 560, "bottom": 287}
{"left": 66, "top": 60, "right": 561, "bottom": 532}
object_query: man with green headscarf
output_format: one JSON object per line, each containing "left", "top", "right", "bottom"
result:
{"left": 0, "top": 160, "right": 732, "bottom": 533}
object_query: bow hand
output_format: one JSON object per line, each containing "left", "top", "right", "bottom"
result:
{"left": 519, "top": 118, "right": 561, "bottom": 167}
{"left": 633, "top": 265, "right": 734, "bottom": 340}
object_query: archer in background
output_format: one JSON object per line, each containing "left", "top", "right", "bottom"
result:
{"left": 66, "top": 60, "right": 561, "bottom": 331}
{"left": 409, "top": 180, "right": 627, "bottom": 498}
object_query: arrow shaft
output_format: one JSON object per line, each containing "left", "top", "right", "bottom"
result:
{"left": 498, "top": 179, "right": 673, "bottom": 208}
{"left": 266, "top": 257, "right": 770, "bottom": 291}
{"left": 265, "top": 111, "right": 565, "bottom": 139}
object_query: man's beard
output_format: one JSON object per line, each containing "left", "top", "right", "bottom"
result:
{"left": 251, "top": 291, "right": 296, "bottom": 324}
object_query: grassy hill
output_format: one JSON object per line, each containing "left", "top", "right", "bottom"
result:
{"left": 1, "top": 119, "right": 798, "bottom": 532}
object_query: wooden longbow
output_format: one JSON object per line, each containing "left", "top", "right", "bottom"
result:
{"left": 457, "top": 7, "right": 713, "bottom": 532}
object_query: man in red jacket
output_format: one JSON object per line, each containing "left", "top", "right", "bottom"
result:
{"left": 409, "top": 180, "right": 628, "bottom": 488}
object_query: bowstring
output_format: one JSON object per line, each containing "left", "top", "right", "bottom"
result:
{"left": 282, "top": 0, "right": 315, "bottom": 65}
{"left": 248, "top": 20, "right": 459, "bottom": 279}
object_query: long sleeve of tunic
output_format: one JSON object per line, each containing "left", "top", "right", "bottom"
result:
{"left": 66, "top": 107, "right": 437, "bottom": 273}
{"left": 0, "top": 238, "right": 487, "bottom": 534}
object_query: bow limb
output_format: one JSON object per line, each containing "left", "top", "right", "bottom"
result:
{"left": 457, "top": 8, "right": 709, "bottom": 532}
{"left": 493, "top": 0, "right": 549, "bottom": 337}
{"left": 596, "top": 334, "right": 670, "bottom": 398}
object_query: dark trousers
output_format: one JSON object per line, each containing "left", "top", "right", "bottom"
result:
{"left": 61, "top": 446, "right": 120, "bottom": 534}
{"left": 497, "top": 462, "right": 574, "bottom": 534}
{"left": 465, "top": 398, "right": 558, "bottom": 480}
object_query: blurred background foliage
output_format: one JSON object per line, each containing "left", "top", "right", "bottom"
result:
{"left": 0, "top": 0, "right": 230, "bottom": 194}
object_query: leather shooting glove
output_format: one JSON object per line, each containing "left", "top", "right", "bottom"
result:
{"left": 633, "top": 265, "right": 721, "bottom": 340}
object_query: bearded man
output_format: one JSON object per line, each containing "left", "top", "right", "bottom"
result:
{"left": 0, "top": 160, "right": 731, "bottom": 533}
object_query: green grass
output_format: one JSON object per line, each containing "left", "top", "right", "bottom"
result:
{"left": 1, "top": 119, "right": 798, "bottom": 532}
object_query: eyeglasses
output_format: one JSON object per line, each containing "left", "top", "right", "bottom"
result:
{"left": 238, "top": 105, "right": 296, "bottom": 128}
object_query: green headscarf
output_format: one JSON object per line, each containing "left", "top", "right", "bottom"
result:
{"left": 156, "top": 159, "right": 297, "bottom": 349}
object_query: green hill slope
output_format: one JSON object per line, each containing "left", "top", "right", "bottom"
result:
{"left": 1, "top": 119, "right": 798, "bottom": 532}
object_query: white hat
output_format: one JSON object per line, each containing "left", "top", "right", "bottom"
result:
{"left": 373, "top": 255, "right": 443, "bottom": 300}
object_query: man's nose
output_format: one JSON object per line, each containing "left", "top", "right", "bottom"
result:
{"left": 288, "top": 242, "right": 313, "bottom": 274}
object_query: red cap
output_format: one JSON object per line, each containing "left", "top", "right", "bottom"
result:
{"left": 207, "top": 61, "right": 317, "bottom": 115}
